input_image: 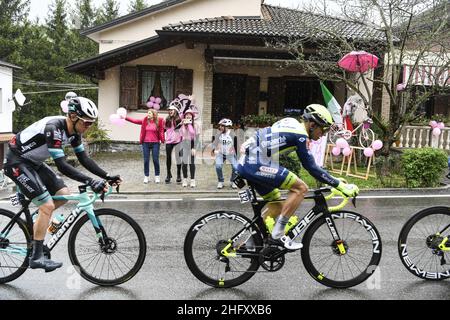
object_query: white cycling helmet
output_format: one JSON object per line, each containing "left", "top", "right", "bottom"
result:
{"left": 219, "top": 118, "right": 233, "bottom": 127}
{"left": 65, "top": 92, "right": 77, "bottom": 101}
{"left": 68, "top": 97, "right": 98, "bottom": 120}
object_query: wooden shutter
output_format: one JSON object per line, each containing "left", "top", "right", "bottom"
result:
{"left": 268, "top": 77, "right": 285, "bottom": 115}
{"left": 175, "top": 69, "right": 193, "bottom": 96}
{"left": 120, "top": 67, "right": 138, "bottom": 110}
{"left": 245, "top": 76, "right": 260, "bottom": 116}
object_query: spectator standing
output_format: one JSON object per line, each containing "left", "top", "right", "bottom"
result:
{"left": 165, "top": 102, "right": 183, "bottom": 184}
{"left": 126, "top": 108, "right": 165, "bottom": 184}
{"left": 180, "top": 109, "right": 200, "bottom": 188}
{"left": 211, "top": 119, "right": 238, "bottom": 189}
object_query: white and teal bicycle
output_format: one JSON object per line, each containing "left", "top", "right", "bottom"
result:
{"left": 0, "top": 184, "right": 146, "bottom": 286}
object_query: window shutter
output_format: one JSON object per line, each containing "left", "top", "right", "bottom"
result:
{"left": 245, "top": 76, "right": 260, "bottom": 115}
{"left": 175, "top": 69, "right": 193, "bottom": 96}
{"left": 268, "top": 77, "right": 285, "bottom": 115}
{"left": 120, "top": 67, "right": 138, "bottom": 110}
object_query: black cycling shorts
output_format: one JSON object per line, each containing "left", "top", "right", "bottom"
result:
{"left": 4, "top": 150, "right": 67, "bottom": 206}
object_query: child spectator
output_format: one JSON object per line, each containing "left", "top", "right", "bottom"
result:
{"left": 211, "top": 118, "right": 238, "bottom": 189}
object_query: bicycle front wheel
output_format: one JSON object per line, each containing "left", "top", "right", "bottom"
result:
{"left": 359, "top": 128, "right": 375, "bottom": 148}
{"left": 0, "top": 209, "right": 31, "bottom": 284}
{"left": 398, "top": 206, "right": 450, "bottom": 280}
{"left": 184, "top": 211, "right": 263, "bottom": 288}
{"left": 68, "top": 208, "right": 147, "bottom": 286}
{"left": 301, "top": 210, "right": 382, "bottom": 288}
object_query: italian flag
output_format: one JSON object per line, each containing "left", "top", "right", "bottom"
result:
{"left": 320, "top": 82, "right": 342, "bottom": 125}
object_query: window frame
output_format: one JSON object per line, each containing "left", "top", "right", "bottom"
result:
{"left": 137, "top": 65, "right": 177, "bottom": 111}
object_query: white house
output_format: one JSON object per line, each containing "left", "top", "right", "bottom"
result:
{"left": 66, "top": 0, "right": 385, "bottom": 143}
{"left": 0, "top": 59, "right": 21, "bottom": 168}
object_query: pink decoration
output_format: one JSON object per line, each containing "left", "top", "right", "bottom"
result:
{"left": 117, "top": 107, "right": 127, "bottom": 119}
{"left": 147, "top": 101, "right": 154, "bottom": 109}
{"left": 332, "top": 146, "right": 341, "bottom": 156}
{"left": 149, "top": 96, "right": 156, "bottom": 102}
{"left": 396, "top": 83, "right": 406, "bottom": 91}
{"left": 430, "top": 121, "right": 438, "bottom": 128}
{"left": 109, "top": 114, "right": 121, "bottom": 125}
{"left": 432, "top": 128, "right": 441, "bottom": 137}
{"left": 372, "top": 140, "right": 383, "bottom": 151}
{"left": 342, "top": 147, "right": 352, "bottom": 157}
{"left": 438, "top": 122, "right": 445, "bottom": 129}
{"left": 60, "top": 100, "right": 69, "bottom": 113}
{"left": 338, "top": 51, "right": 379, "bottom": 73}
{"left": 364, "top": 148, "right": 374, "bottom": 157}
{"left": 336, "top": 138, "right": 349, "bottom": 149}
{"left": 155, "top": 97, "right": 162, "bottom": 104}
{"left": 153, "top": 103, "right": 160, "bottom": 110}
{"left": 116, "top": 118, "right": 126, "bottom": 126}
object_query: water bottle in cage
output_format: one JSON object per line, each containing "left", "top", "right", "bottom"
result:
{"left": 47, "top": 214, "right": 65, "bottom": 234}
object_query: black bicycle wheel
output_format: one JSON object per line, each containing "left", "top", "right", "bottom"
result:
{"left": 301, "top": 210, "right": 382, "bottom": 288}
{"left": 0, "top": 209, "right": 31, "bottom": 284}
{"left": 184, "top": 211, "right": 263, "bottom": 288}
{"left": 68, "top": 208, "right": 147, "bottom": 286}
{"left": 398, "top": 206, "right": 450, "bottom": 280}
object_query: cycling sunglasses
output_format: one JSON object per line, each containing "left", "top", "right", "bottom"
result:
{"left": 76, "top": 116, "right": 96, "bottom": 126}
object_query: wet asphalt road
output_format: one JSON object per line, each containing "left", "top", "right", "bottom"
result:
{"left": 0, "top": 191, "right": 448, "bottom": 300}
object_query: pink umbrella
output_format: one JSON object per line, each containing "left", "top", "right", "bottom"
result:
{"left": 338, "top": 51, "right": 379, "bottom": 73}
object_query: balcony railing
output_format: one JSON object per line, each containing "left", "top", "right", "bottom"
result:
{"left": 395, "top": 126, "right": 450, "bottom": 150}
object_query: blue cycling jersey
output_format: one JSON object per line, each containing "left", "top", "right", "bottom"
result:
{"left": 238, "top": 118, "right": 339, "bottom": 198}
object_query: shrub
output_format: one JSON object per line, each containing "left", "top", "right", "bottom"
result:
{"left": 241, "top": 114, "right": 282, "bottom": 127}
{"left": 401, "top": 148, "right": 448, "bottom": 188}
{"left": 84, "top": 121, "right": 111, "bottom": 155}
{"left": 280, "top": 152, "right": 302, "bottom": 176}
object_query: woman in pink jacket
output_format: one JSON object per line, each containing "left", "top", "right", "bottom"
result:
{"left": 164, "top": 103, "right": 182, "bottom": 184}
{"left": 126, "top": 108, "right": 165, "bottom": 184}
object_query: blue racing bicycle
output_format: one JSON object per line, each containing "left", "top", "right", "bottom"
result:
{"left": 0, "top": 184, "right": 146, "bottom": 286}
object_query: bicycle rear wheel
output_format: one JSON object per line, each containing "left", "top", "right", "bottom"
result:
{"left": 0, "top": 209, "right": 31, "bottom": 284}
{"left": 398, "top": 206, "right": 450, "bottom": 280}
{"left": 301, "top": 210, "right": 382, "bottom": 288}
{"left": 68, "top": 208, "right": 147, "bottom": 286}
{"left": 184, "top": 211, "right": 263, "bottom": 288}
{"left": 358, "top": 128, "right": 375, "bottom": 148}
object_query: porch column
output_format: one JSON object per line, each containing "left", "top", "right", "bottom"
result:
{"left": 202, "top": 62, "right": 213, "bottom": 132}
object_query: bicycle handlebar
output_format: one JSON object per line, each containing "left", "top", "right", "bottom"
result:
{"left": 324, "top": 188, "right": 356, "bottom": 212}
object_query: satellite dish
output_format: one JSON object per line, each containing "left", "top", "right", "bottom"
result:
{"left": 14, "top": 89, "right": 26, "bottom": 106}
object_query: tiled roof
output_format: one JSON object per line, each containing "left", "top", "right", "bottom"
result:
{"left": 162, "top": 4, "right": 387, "bottom": 42}
{"left": 0, "top": 59, "right": 21, "bottom": 69}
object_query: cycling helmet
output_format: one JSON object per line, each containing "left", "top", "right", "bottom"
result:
{"left": 218, "top": 118, "right": 233, "bottom": 127}
{"left": 68, "top": 97, "right": 98, "bottom": 120}
{"left": 303, "top": 104, "right": 334, "bottom": 127}
{"left": 65, "top": 92, "right": 77, "bottom": 101}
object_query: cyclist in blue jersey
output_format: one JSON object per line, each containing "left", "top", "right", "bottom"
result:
{"left": 237, "top": 104, "right": 359, "bottom": 250}
{"left": 4, "top": 97, "right": 121, "bottom": 272}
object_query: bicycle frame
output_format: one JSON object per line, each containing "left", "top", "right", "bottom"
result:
{"left": 222, "top": 186, "right": 349, "bottom": 257}
{"left": 0, "top": 186, "right": 112, "bottom": 257}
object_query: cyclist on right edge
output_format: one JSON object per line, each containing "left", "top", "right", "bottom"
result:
{"left": 237, "top": 104, "right": 359, "bottom": 250}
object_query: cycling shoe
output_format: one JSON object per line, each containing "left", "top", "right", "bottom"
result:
{"left": 29, "top": 257, "right": 63, "bottom": 273}
{"left": 269, "top": 236, "right": 303, "bottom": 251}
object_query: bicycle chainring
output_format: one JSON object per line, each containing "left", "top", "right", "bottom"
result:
{"left": 259, "top": 246, "right": 285, "bottom": 272}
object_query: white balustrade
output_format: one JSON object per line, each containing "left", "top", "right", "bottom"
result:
{"left": 395, "top": 125, "right": 450, "bottom": 151}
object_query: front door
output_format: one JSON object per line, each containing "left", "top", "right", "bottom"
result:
{"left": 212, "top": 73, "right": 246, "bottom": 125}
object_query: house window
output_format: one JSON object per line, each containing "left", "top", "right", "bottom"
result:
{"left": 140, "top": 69, "right": 174, "bottom": 109}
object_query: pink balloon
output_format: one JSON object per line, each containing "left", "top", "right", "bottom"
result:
{"left": 364, "top": 148, "right": 374, "bottom": 157}
{"left": 109, "top": 114, "right": 121, "bottom": 125}
{"left": 432, "top": 128, "right": 441, "bottom": 136}
{"left": 430, "top": 120, "right": 438, "bottom": 128}
{"left": 153, "top": 103, "right": 160, "bottom": 110}
{"left": 155, "top": 97, "right": 162, "bottom": 104}
{"left": 438, "top": 122, "right": 445, "bottom": 129}
{"left": 117, "top": 107, "right": 127, "bottom": 119}
{"left": 147, "top": 101, "right": 154, "bottom": 109}
{"left": 150, "top": 96, "right": 156, "bottom": 102}
{"left": 372, "top": 140, "right": 383, "bottom": 151}
{"left": 116, "top": 118, "right": 126, "bottom": 127}
{"left": 332, "top": 146, "right": 341, "bottom": 156}
{"left": 336, "top": 138, "right": 349, "bottom": 149}
{"left": 342, "top": 147, "right": 352, "bottom": 157}
{"left": 60, "top": 100, "right": 69, "bottom": 113}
